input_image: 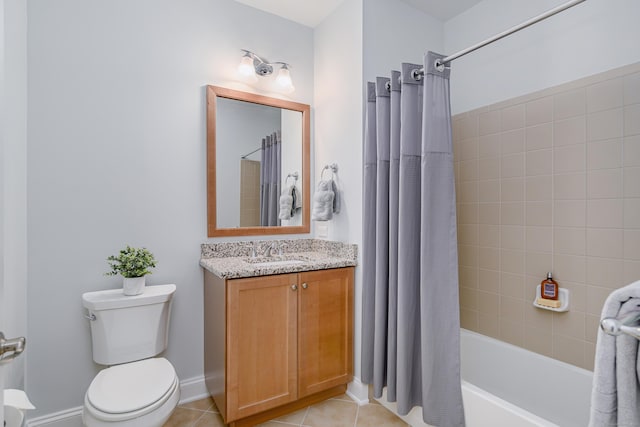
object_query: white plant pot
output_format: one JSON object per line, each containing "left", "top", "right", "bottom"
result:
{"left": 123, "top": 276, "right": 146, "bottom": 296}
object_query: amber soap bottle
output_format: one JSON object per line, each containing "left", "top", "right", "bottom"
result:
{"left": 541, "top": 272, "right": 558, "bottom": 300}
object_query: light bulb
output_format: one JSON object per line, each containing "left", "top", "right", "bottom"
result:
{"left": 237, "top": 55, "right": 255, "bottom": 77}
{"left": 275, "top": 66, "right": 295, "bottom": 93}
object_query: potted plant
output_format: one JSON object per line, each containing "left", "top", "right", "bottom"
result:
{"left": 106, "top": 245, "right": 157, "bottom": 295}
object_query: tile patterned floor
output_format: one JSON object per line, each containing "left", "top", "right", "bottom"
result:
{"left": 163, "top": 394, "right": 408, "bottom": 427}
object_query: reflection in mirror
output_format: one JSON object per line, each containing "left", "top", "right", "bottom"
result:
{"left": 216, "top": 98, "right": 302, "bottom": 228}
{"left": 207, "top": 86, "right": 310, "bottom": 237}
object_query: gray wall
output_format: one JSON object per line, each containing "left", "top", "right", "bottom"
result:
{"left": 313, "top": 0, "right": 363, "bottom": 381}
{"left": 1, "top": 0, "right": 28, "bottom": 392}
{"left": 26, "top": 0, "right": 313, "bottom": 417}
{"left": 363, "top": 0, "right": 443, "bottom": 82}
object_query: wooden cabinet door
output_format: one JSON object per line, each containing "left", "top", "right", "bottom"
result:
{"left": 297, "top": 268, "right": 354, "bottom": 398}
{"left": 226, "top": 274, "right": 298, "bottom": 421}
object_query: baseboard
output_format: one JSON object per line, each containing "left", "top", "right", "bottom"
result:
{"left": 24, "top": 375, "right": 210, "bottom": 426}
{"left": 177, "top": 374, "right": 210, "bottom": 404}
{"left": 346, "top": 377, "right": 369, "bottom": 405}
{"left": 25, "top": 407, "right": 83, "bottom": 427}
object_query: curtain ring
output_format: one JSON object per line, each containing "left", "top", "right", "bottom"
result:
{"left": 411, "top": 68, "right": 423, "bottom": 81}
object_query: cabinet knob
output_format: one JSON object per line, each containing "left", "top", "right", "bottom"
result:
{"left": 291, "top": 284, "right": 298, "bottom": 291}
{"left": 302, "top": 283, "right": 308, "bottom": 289}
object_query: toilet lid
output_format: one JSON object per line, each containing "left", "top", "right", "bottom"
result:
{"left": 87, "top": 358, "right": 176, "bottom": 414}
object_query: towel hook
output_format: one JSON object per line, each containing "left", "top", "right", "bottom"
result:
{"left": 321, "top": 163, "right": 338, "bottom": 180}
{"left": 285, "top": 171, "right": 299, "bottom": 185}
{"left": 601, "top": 309, "right": 640, "bottom": 340}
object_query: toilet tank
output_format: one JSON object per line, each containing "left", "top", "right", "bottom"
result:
{"left": 82, "top": 284, "right": 176, "bottom": 365}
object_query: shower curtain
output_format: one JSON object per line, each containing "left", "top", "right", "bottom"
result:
{"left": 260, "top": 131, "right": 281, "bottom": 226}
{"left": 362, "top": 52, "right": 465, "bottom": 427}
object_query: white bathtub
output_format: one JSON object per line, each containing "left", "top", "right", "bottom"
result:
{"left": 375, "top": 329, "right": 593, "bottom": 427}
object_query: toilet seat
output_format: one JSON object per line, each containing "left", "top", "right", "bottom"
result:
{"left": 85, "top": 357, "right": 178, "bottom": 423}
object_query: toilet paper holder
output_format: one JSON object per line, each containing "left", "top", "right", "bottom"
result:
{"left": 0, "top": 333, "right": 25, "bottom": 365}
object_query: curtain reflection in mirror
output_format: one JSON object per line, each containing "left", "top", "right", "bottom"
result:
{"left": 260, "top": 131, "right": 281, "bottom": 226}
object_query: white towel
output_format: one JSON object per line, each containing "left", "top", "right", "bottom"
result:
{"left": 279, "top": 185, "right": 302, "bottom": 220}
{"left": 589, "top": 279, "right": 640, "bottom": 427}
{"left": 279, "top": 185, "right": 293, "bottom": 220}
{"left": 279, "top": 194, "right": 293, "bottom": 220}
{"left": 311, "top": 180, "right": 335, "bottom": 221}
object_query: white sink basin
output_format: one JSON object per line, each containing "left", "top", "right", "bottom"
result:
{"left": 250, "top": 259, "right": 307, "bottom": 268}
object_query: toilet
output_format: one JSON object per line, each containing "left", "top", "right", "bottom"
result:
{"left": 81, "top": 284, "right": 180, "bottom": 427}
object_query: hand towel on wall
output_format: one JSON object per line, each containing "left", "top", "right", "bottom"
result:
{"left": 279, "top": 187, "right": 294, "bottom": 220}
{"left": 292, "top": 185, "right": 302, "bottom": 212}
{"left": 311, "top": 179, "right": 336, "bottom": 221}
{"left": 278, "top": 185, "right": 302, "bottom": 220}
{"left": 589, "top": 279, "right": 640, "bottom": 427}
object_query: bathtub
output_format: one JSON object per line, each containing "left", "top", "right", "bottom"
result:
{"left": 375, "top": 329, "right": 593, "bottom": 427}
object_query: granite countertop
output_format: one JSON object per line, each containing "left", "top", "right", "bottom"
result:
{"left": 200, "top": 239, "right": 357, "bottom": 279}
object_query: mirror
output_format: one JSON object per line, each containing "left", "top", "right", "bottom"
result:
{"left": 207, "top": 85, "right": 310, "bottom": 237}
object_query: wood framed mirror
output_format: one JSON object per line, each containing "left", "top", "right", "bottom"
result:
{"left": 207, "top": 85, "right": 310, "bottom": 237}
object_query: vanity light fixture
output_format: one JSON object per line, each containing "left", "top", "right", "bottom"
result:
{"left": 237, "top": 49, "right": 295, "bottom": 93}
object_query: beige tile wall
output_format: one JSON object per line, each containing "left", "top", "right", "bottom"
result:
{"left": 239, "top": 159, "right": 261, "bottom": 227}
{"left": 453, "top": 62, "right": 640, "bottom": 371}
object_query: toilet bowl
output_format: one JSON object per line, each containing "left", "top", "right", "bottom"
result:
{"left": 82, "top": 358, "right": 180, "bottom": 427}
{"left": 82, "top": 284, "right": 179, "bottom": 427}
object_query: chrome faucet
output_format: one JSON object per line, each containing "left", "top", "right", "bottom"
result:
{"left": 263, "top": 242, "right": 278, "bottom": 257}
{"left": 249, "top": 241, "right": 282, "bottom": 258}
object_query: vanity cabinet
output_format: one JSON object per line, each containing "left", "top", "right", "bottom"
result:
{"left": 204, "top": 267, "right": 354, "bottom": 427}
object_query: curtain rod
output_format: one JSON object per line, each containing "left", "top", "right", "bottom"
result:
{"left": 416, "top": 0, "right": 587, "bottom": 76}
{"left": 240, "top": 146, "right": 262, "bottom": 159}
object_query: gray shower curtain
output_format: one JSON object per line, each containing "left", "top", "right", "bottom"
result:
{"left": 260, "top": 131, "right": 281, "bottom": 226}
{"left": 362, "top": 51, "right": 465, "bottom": 427}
